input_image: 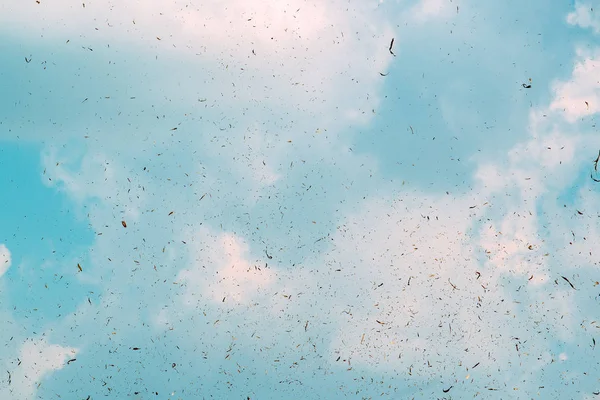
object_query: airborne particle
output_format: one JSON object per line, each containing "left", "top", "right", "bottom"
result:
{"left": 389, "top": 38, "right": 396, "bottom": 56}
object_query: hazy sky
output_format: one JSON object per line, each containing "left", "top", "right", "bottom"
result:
{"left": 1, "top": 0, "right": 600, "bottom": 399}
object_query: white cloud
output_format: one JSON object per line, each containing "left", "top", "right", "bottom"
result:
{"left": 567, "top": 2, "right": 600, "bottom": 34}
{"left": 409, "top": 0, "right": 456, "bottom": 22}
{"left": 478, "top": 211, "right": 540, "bottom": 274}
{"left": 0, "top": 244, "right": 11, "bottom": 278}
{"left": 475, "top": 106, "right": 586, "bottom": 205}
{"left": 550, "top": 49, "right": 600, "bottom": 122}
{"left": 153, "top": 185, "right": 543, "bottom": 381}
{"left": 470, "top": 42, "right": 600, "bottom": 344}
{"left": 177, "top": 227, "right": 276, "bottom": 305}
{"left": 3, "top": 0, "right": 394, "bottom": 128}
{"left": 0, "top": 339, "right": 77, "bottom": 400}
{"left": 14, "top": 0, "right": 396, "bottom": 195}
{"left": 318, "top": 194, "right": 546, "bottom": 375}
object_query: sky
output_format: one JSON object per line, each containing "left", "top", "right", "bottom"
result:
{"left": 1, "top": 0, "right": 600, "bottom": 399}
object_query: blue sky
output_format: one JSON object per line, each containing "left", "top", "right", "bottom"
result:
{"left": 1, "top": 0, "right": 600, "bottom": 399}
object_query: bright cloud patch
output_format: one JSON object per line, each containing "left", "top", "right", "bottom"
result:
{"left": 409, "top": 0, "right": 455, "bottom": 22}
{"left": 177, "top": 227, "right": 276, "bottom": 305}
{"left": 2, "top": 0, "right": 394, "bottom": 136}
{"left": 567, "top": 2, "right": 600, "bottom": 34}
{"left": 550, "top": 49, "right": 600, "bottom": 122}
{"left": 0, "top": 339, "right": 77, "bottom": 400}
{"left": 0, "top": 244, "right": 11, "bottom": 278}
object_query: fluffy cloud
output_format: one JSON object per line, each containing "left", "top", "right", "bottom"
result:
{"left": 408, "top": 0, "right": 457, "bottom": 22}
{"left": 177, "top": 227, "right": 276, "bottom": 305}
{"left": 550, "top": 48, "right": 600, "bottom": 122}
{"left": 0, "top": 339, "right": 77, "bottom": 400}
{"left": 3, "top": 0, "right": 394, "bottom": 136}
{"left": 4, "top": 0, "right": 396, "bottom": 201}
{"left": 567, "top": 2, "right": 600, "bottom": 34}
